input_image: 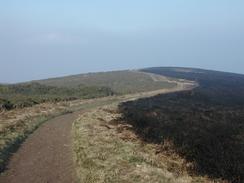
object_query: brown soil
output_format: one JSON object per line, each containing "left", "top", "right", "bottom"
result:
{"left": 0, "top": 111, "right": 82, "bottom": 183}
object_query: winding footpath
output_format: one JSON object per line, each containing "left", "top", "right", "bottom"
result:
{"left": 0, "top": 111, "right": 82, "bottom": 183}
{"left": 0, "top": 81, "right": 195, "bottom": 183}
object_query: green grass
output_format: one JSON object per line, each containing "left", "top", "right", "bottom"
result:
{"left": 0, "top": 70, "right": 177, "bottom": 112}
{"left": 37, "top": 70, "right": 177, "bottom": 94}
{"left": 0, "top": 83, "right": 114, "bottom": 111}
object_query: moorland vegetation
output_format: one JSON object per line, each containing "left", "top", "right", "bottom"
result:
{"left": 119, "top": 67, "right": 244, "bottom": 182}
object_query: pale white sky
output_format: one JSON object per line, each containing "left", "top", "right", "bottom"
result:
{"left": 1, "top": 0, "right": 244, "bottom": 83}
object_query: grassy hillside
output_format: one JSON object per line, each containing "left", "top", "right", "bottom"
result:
{"left": 119, "top": 67, "right": 244, "bottom": 182}
{"left": 37, "top": 70, "right": 177, "bottom": 94}
{"left": 0, "top": 82, "right": 188, "bottom": 175}
{"left": 0, "top": 83, "right": 114, "bottom": 111}
{"left": 0, "top": 70, "right": 177, "bottom": 111}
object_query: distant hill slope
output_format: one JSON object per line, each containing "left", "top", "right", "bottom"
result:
{"left": 142, "top": 67, "right": 244, "bottom": 105}
{"left": 0, "top": 70, "right": 179, "bottom": 111}
{"left": 36, "top": 70, "right": 177, "bottom": 94}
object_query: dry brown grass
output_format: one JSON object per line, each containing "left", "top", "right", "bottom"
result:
{"left": 73, "top": 103, "right": 215, "bottom": 183}
{"left": 0, "top": 97, "right": 124, "bottom": 172}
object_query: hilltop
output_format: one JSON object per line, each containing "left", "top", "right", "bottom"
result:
{"left": 36, "top": 70, "right": 177, "bottom": 94}
{"left": 0, "top": 70, "right": 178, "bottom": 111}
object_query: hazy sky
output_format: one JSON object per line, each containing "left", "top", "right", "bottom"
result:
{"left": 1, "top": 0, "right": 244, "bottom": 83}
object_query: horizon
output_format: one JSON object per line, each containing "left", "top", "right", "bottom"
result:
{"left": 1, "top": 0, "right": 244, "bottom": 83}
{"left": 2, "top": 66, "right": 244, "bottom": 85}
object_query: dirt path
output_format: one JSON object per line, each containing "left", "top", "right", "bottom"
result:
{"left": 0, "top": 82, "right": 195, "bottom": 183}
{"left": 0, "top": 111, "right": 82, "bottom": 183}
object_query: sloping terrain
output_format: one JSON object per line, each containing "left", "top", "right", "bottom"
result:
{"left": 142, "top": 67, "right": 244, "bottom": 105}
{"left": 37, "top": 70, "right": 177, "bottom": 94}
{"left": 0, "top": 70, "right": 178, "bottom": 112}
{"left": 0, "top": 69, "right": 185, "bottom": 176}
{"left": 0, "top": 81, "right": 191, "bottom": 183}
{"left": 2, "top": 67, "right": 243, "bottom": 182}
{"left": 119, "top": 67, "right": 244, "bottom": 182}
{"left": 73, "top": 104, "right": 208, "bottom": 183}
{"left": 73, "top": 84, "right": 208, "bottom": 183}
